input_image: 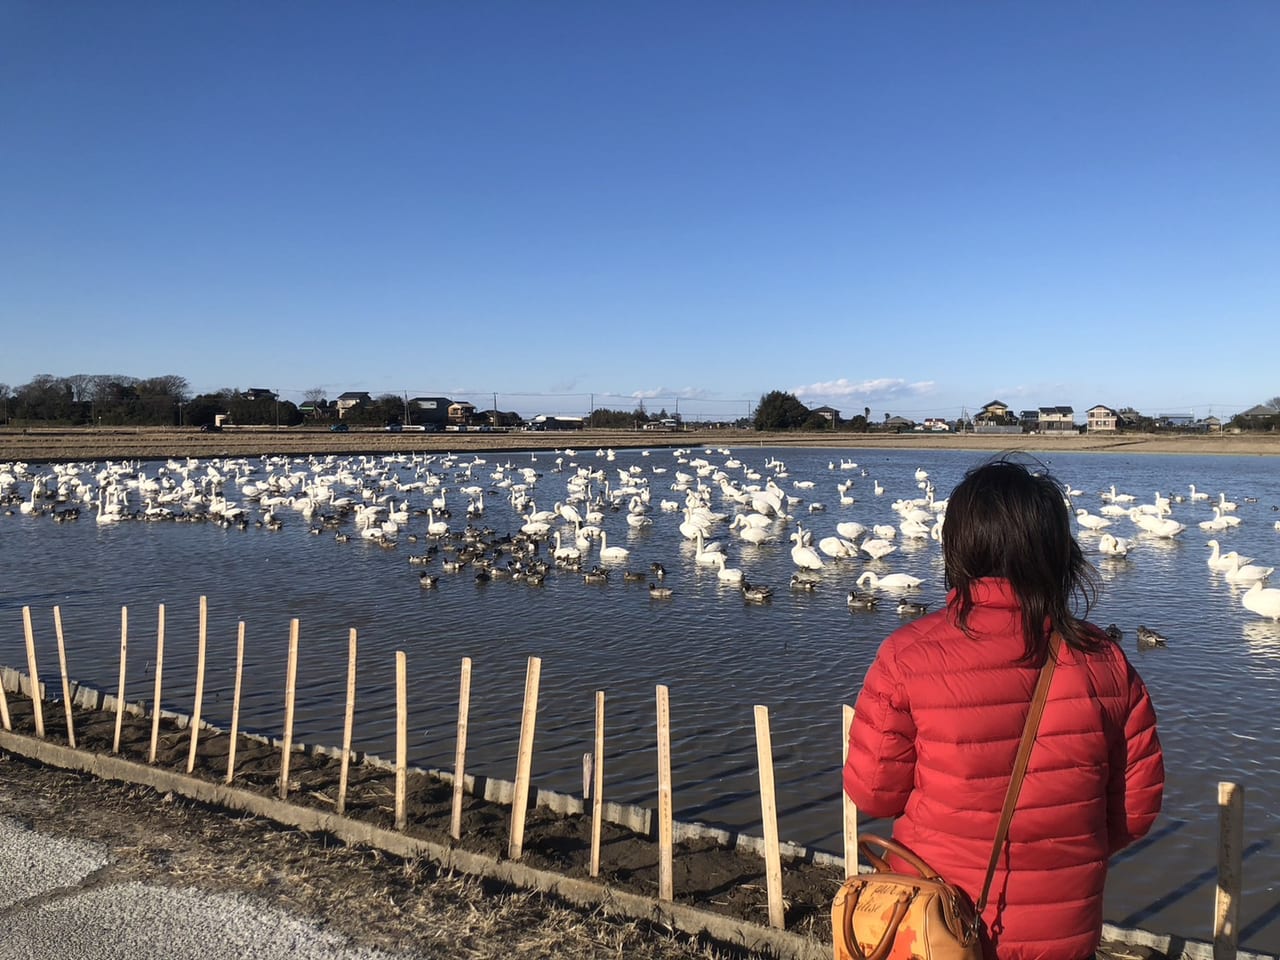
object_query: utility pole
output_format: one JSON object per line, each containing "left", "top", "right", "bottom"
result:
{"left": 404, "top": 391, "right": 410, "bottom": 425}
{"left": 493, "top": 392, "right": 498, "bottom": 429}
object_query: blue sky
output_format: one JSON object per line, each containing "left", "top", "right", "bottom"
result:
{"left": 2, "top": 3, "right": 1276, "bottom": 422}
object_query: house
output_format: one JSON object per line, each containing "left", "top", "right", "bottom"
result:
{"left": 1201, "top": 415, "right": 1222, "bottom": 433}
{"left": 448, "top": 401, "right": 477, "bottom": 425}
{"left": 810, "top": 405, "right": 840, "bottom": 425}
{"left": 1038, "top": 406, "right": 1075, "bottom": 432}
{"left": 408, "top": 396, "right": 451, "bottom": 426}
{"left": 245, "top": 387, "right": 277, "bottom": 401}
{"left": 975, "top": 400, "right": 1012, "bottom": 425}
{"left": 1086, "top": 405, "right": 1118, "bottom": 433}
{"left": 1237, "top": 404, "right": 1277, "bottom": 425}
{"left": 884, "top": 415, "right": 915, "bottom": 433}
{"left": 1156, "top": 413, "right": 1196, "bottom": 429}
{"left": 1018, "top": 410, "right": 1040, "bottom": 431}
{"left": 919, "top": 418, "right": 950, "bottom": 432}
{"left": 298, "top": 399, "right": 332, "bottom": 420}
{"left": 335, "top": 391, "right": 371, "bottom": 418}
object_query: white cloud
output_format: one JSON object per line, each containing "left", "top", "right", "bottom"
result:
{"left": 629, "top": 386, "right": 713, "bottom": 401}
{"left": 793, "top": 378, "right": 935, "bottom": 401}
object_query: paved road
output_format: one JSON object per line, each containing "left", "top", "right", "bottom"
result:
{"left": 0, "top": 816, "right": 407, "bottom": 960}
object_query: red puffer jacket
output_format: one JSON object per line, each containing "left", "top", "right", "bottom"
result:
{"left": 844, "top": 579, "right": 1163, "bottom": 960}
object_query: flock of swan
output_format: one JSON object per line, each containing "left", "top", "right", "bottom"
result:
{"left": 3, "top": 449, "right": 1280, "bottom": 625}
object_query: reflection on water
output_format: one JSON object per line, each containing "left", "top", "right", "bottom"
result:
{"left": 3, "top": 445, "right": 1280, "bottom": 950}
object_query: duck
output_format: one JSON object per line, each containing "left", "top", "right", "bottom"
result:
{"left": 583, "top": 567, "right": 610, "bottom": 584}
{"left": 896, "top": 600, "right": 929, "bottom": 617}
{"left": 789, "top": 573, "right": 818, "bottom": 592}
{"left": 857, "top": 571, "right": 923, "bottom": 590}
{"left": 418, "top": 573, "right": 439, "bottom": 589}
{"left": 1241, "top": 581, "right": 1280, "bottom": 620}
{"left": 648, "top": 583, "right": 674, "bottom": 599}
{"left": 1104, "top": 624, "right": 1123, "bottom": 644}
{"left": 1135, "top": 625, "right": 1169, "bottom": 650}
{"left": 846, "top": 591, "right": 879, "bottom": 611}
{"left": 650, "top": 561, "right": 667, "bottom": 580}
{"left": 741, "top": 581, "right": 774, "bottom": 603}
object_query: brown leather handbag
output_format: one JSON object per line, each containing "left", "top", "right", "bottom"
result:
{"left": 833, "top": 636, "right": 1060, "bottom": 960}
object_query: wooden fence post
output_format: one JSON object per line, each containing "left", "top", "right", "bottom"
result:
{"left": 1214, "top": 780, "right": 1243, "bottom": 960}
{"left": 112, "top": 606, "right": 128, "bottom": 754}
{"left": 54, "top": 607, "right": 75, "bottom": 748}
{"left": 656, "top": 683, "right": 674, "bottom": 901}
{"left": 842, "top": 703, "right": 858, "bottom": 878}
{"left": 590, "top": 689, "right": 605, "bottom": 878}
{"left": 225, "top": 621, "right": 246, "bottom": 784}
{"left": 21, "top": 607, "right": 45, "bottom": 738}
{"left": 754, "top": 705, "right": 785, "bottom": 929}
{"left": 450, "top": 656, "right": 472, "bottom": 840}
{"left": 508, "top": 655, "right": 542, "bottom": 860}
{"left": 394, "top": 649, "right": 408, "bottom": 830}
{"left": 186, "top": 595, "right": 208, "bottom": 773}
{"left": 337, "top": 628, "right": 358, "bottom": 815}
{"left": 279, "top": 618, "right": 300, "bottom": 800}
{"left": 148, "top": 604, "right": 166, "bottom": 763}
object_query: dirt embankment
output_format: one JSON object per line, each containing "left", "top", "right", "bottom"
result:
{"left": 1, "top": 426, "right": 1277, "bottom": 463}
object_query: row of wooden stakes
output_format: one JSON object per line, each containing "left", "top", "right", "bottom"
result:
{"left": 3, "top": 596, "right": 863, "bottom": 932}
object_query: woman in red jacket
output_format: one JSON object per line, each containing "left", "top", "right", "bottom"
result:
{"left": 844, "top": 458, "right": 1164, "bottom": 960}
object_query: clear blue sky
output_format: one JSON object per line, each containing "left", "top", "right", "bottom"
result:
{"left": 2, "top": 2, "right": 1276, "bottom": 421}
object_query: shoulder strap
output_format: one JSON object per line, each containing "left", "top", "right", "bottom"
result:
{"left": 975, "top": 632, "right": 1061, "bottom": 914}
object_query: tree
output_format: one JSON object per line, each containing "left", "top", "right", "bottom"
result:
{"left": 752, "top": 390, "right": 810, "bottom": 431}
{"left": 304, "top": 387, "right": 327, "bottom": 405}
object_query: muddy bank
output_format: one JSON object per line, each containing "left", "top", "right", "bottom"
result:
{"left": 1, "top": 425, "right": 1277, "bottom": 463}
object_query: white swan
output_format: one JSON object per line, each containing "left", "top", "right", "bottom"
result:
{"left": 552, "top": 531, "right": 581, "bottom": 561}
{"left": 1188, "top": 484, "right": 1209, "bottom": 502}
{"left": 694, "top": 530, "right": 724, "bottom": 563}
{"left": 1207, "top": 540, "right": 1253, "bottom": 572}
{"left": 1098, "top": 533, "right": 1134, "bottom": 557}
{"left": 1242, "top": 581, "right": 1280, "bottom": 620}
{"left": 1075, "top": 509, "right": 1111, "bottom": 531}
{"left": 1217, "top": 492, "right": 1238, "bottom": 513}
{"left": 1224, "top": 558, "right": 1274, "bottom": 584}
{"left": 598, "top": 530, "right": 630, "bottom": 562}
{"left": 789, "top": 532, "right": 825, "bottom": 570}
{"left": 836, "top": 521, "right": 867, "bottom": 541}
{"left": 861, "top": 538, "right": 896, "bottom": 560}
{"left": 817, "top": 535, "right": 857, "bottom": 559}
{"left": 857, "top": 570, "right": 923, "bottom": 590}
{"left": 711, "top": 552, "right": 745, "bottom": 584}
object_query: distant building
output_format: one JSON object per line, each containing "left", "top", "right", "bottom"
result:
{"left": 918, "top": 417, "right": 950, "bottom": 432}
{"left": 975, "top": 400, "right": 1012, "bottom": 425}
{"left": 245, "top": 387, "right": 277, "bottom": 401}
{"left": 448, "top": 401, "right": 477, "bottom": 425}
{"left": 1155, "top": 413, "right": 1195, "bottom": 429}
{"left": 884, "top": 415, "right": 915, "bottom": 433}
{"left": 336, "top": 391, "right": 371, "bottom": 418}
{"left": 1237, "top": 404, "right": 1277, "bottom": 425}
{"left": 1038, "top": 406, "right": 1075, "bottom": 432}
{"left": 408, "top": 396, "right": 451, "bottom": 426}
{"left": 525, "top": 415, "right": 584, "bottom": 431}
{"left": 1086, "top": 405, "right": 1118, "bottom": 433}
{"left": 810, "top": 405, "right": 840, "bottom": 425}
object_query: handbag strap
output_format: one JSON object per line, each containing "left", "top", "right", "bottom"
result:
{"left": 974, "top": 632, "right": 1061, "bottom": 915}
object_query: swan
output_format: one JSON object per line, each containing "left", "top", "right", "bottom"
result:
{"left": 552, "top": 531, "right": 581, "bottom": 561}
{"left": 857, "top": 570, "right": 923, "bottom": 590}
{"left": 1075, "top": 509, "right": 1111, "bottom": 531}
{"left": 711, "top": 552, "right": 745, "bottom": 584}
{"left": 789, "top": 531, "right": 825, "bottom": 570}
{"left": 861, "top": 538, "right": 896, "bottom": 560}
{"left": 836, "top": 521, "right": 867, "bottom": 541}
{"left": 1132, "top": 514, "right": 1186, "bottom": 538}
{"left": 817, "top": 535, "right": 857, "bottom": 559}
{"left": 1188, "top": 484, "right": 1209, "bottom": 502}
{"left": 598, "top": 530, "right": 630, "bottom": 563}
{"left": 1098, "top": 533, "right": 1134, "bottom": 557}
{"left": 426, "top": 509, "right": 449, "bottom": 537}
{"left": 1224, "top": 558, "right": 1275, "bottom": 584}
{"left": 1217, "top": 492, "right": 1238, "bottom": 513}
{"left": 1207, "top": 540, "right": 1253, "bottom": 572}
{"left": 1242, "top": 581, "right": 1280, "bottom": 620}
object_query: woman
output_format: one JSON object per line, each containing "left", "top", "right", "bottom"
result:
{"left": 844, "top": 458, "right": 1163, "bottom": 960}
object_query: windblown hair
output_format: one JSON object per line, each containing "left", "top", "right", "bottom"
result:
{"left": 943, "top": 456, "right": 1102, "bottom": 661}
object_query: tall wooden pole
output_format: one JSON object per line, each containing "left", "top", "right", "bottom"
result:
{"left": 148, "top": 605, "right": 166, "bottom": 763}
{"left": 508, "top": 656, "right": 542, "bottom": 860}
{"left": 53, "top": 607, "right": 75, "bottom": 748}
{"left": 112, "top": 607, "right": 128, "bottom": 754}
{"left": 21, "top": 607, "right": 45, "bottom": 738}
{"left": 656, "top": 684, "right": 674, "bottom": 901}
{"left": 186, "top": 596, "right": 208, "bottom": 773}
{"left": 450, "top": 656, "right": 472, "bottom": 840}
{"left": 337, "top": 628, "right": 358, "bottom": 815}
{"left": 279, "top": 618, "right": 300, "bottom": 799}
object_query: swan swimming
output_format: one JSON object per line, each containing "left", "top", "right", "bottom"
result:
{"left": 857, "top": 570, "right": 923, "bottom": 590}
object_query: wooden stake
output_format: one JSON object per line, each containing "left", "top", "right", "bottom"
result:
{"left": 842, "top": 703, "right": 859, "bottom": 878}
{"left": 754, "top": 704, "right": 785, "bottom": 929}
{"left": 656, "top": 683, "right": 673, "bottom": 901}
{"left": 508, "top": 655, "right": 542, "bottom": 860}
{"left": 53, "top": 607, "right": 75, "bottom": 748}
{"left": 21, "top": 607, "right": 45, "bottom": 738}
{"left": 337, "top": 628, "right": 358, "bottom": 815}
{"left": 186, "top": 595, "right": 208, "bottom": 774}
{"left": 589, "top": 689, "right": 605, "bottom": 878}
{"left": 279, "top": 618, "right": 299, "bottom": 800}
{"left": 0, "top": 637, "right": 10, "bottom": 729}
{"left": 148, "top": 604, "right": 166, "bottom": 763}
{"left": 112, "top": 606, "right": 128, "bottom": 754}
{"left": 1214, "top": 780, "right": 1243, "bottom": 960}
{"left": 394, "top": 650, "right": 407, "bottom": 830}
{"left": 450, "top": 656, "right": 472, "bottom": 840}
{"left": 225, "top": 621, "right": 245, "bottom": 784}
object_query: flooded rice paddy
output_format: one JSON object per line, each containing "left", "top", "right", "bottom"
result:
{"left": 2, "top": 444, "right": 1279, "bottom": 951}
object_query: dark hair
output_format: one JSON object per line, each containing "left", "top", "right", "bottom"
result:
{"left": 943, "top": 456, "right": 1102, "bottom": 661}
